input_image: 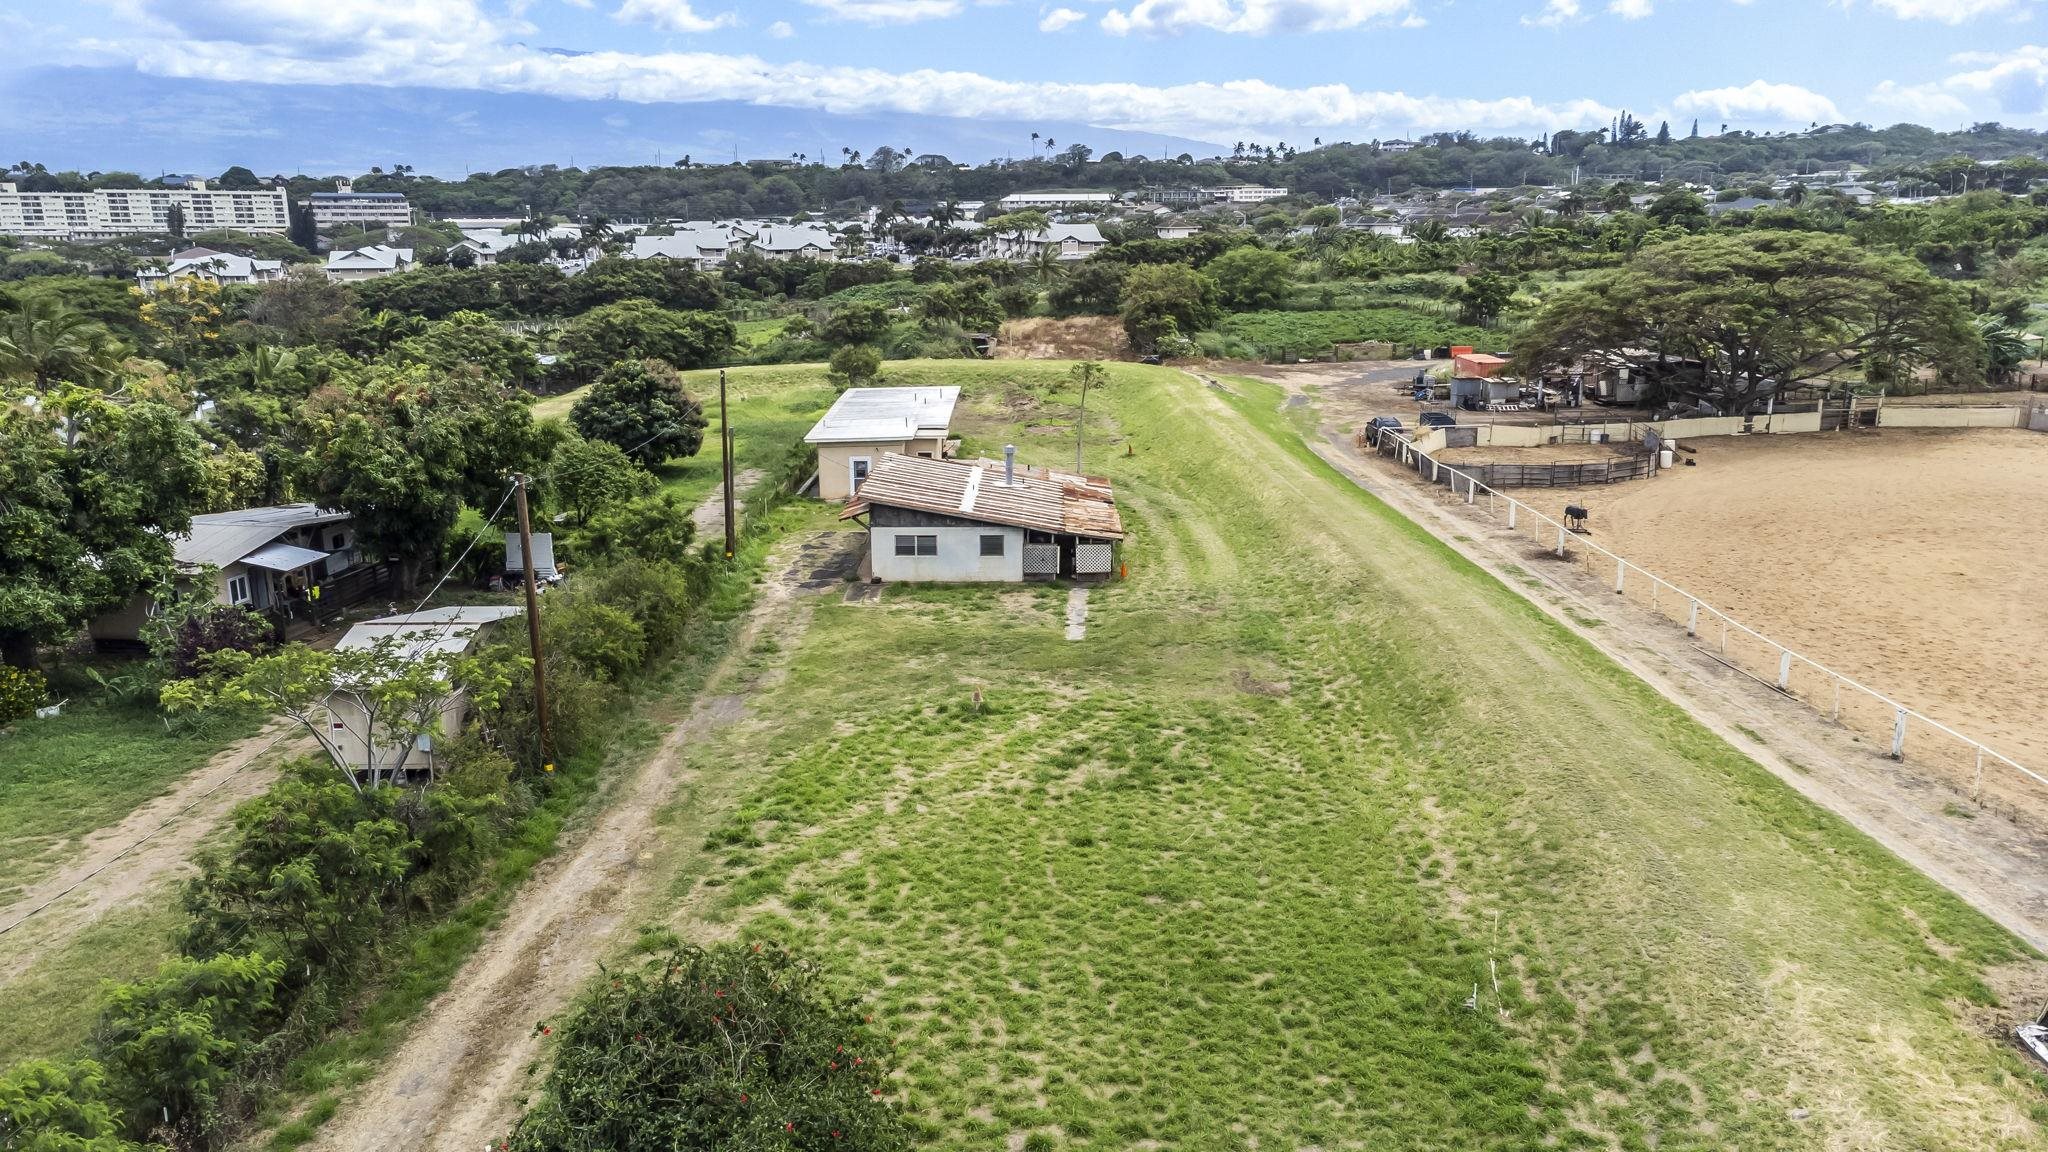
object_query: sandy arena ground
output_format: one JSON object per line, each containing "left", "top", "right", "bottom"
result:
{"left": 1504, "top": 428, "right": 2048, "bottom": 769}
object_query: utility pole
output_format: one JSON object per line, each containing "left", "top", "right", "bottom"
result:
{"left": 513, "top": 474, "right": 553, "bottom": 771}
{"left": 719, "top": 369, "right": 737, "bottom": 560}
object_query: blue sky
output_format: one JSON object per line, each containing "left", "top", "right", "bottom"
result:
{"left": 4, "top": 0, "right": 2044, "bottom": 147}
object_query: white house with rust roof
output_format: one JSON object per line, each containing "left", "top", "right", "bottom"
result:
{"left": 841, "top": 448, "right": 1123, "bottom": 582}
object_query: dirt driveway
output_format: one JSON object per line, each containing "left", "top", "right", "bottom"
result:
{"left": 300, "top": 530, "right": 862, "bottom": 1152}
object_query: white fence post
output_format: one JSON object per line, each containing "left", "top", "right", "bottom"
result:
{"left": 1466, "top": 476, "right": 1475, "bottom": 504}
{"left": 1777, "top": 649, "right": 1792, "bottom": 691}
{"left": 1687, "top": 600, "right": 1698, "bottom": 637}
{"left": 1555, "top": 524, "right": 1566, "bottom": 557}
{"left": 1831, "top": 678, "right": 1841, "bottom": 721}
{"left": 1973, "top": 747, "right": 1985, "bottom": 803}
{"left": 1508, "top": 502, "right": 1517, "bottom": 529}
{"left": 1890, "top": 708, "right": 1907, "bottom": 760}
{"left": 1614, "top": 558, "right": 1625, "bottom": 595}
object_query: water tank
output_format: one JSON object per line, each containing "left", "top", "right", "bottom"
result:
{"left": 1659, "top": 448, "right": 1675, "bottom": 469}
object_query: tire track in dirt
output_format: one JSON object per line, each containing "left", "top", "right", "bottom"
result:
{"left": 0, "top": 720, "right": 307, "bottom": 979}
{"left": 300, "top": 531, "right": 854, "bottom": 1152}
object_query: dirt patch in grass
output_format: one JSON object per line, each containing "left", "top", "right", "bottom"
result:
{"left": 995, "top": 316, "right": 1129, "bottom": 361}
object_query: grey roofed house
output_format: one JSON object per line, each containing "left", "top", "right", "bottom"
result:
{"left": 805, "top": 386, "right": 961, "bottom": 445}
{"left": 177, "top": 504, "right": 352, "bottom": 571}
{"left": 1706, "top": 196, "right": 1775, "bottom": 216}
{"left": 335, "top": 606, "right": 525, "bottom": 659}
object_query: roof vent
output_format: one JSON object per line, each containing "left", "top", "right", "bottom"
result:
{"left": 1004, "top": 444, "right": 1016, "bottom": 486}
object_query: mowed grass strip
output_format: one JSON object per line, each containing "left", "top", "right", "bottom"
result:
{"left": 650, "top": 362, "right": 2045, "bottom": 1150}
{"left": 0, "top": 700, "right": 253, "bottom": 898}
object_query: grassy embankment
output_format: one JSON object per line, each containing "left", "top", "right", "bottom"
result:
{"left": 608, "top": 360, "right": 2047, "bottom": 1150}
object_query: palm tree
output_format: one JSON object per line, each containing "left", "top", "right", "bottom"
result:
{"left": 1028, "top": 247, "right": 1068, "bottom": 287}
{"left": 932, "top": 200, "right": 960, "bottom": 230}
{"left": 1979, "top": 317, "right": 2030, "bottom": 385}
{"left": 0, "top": 297, "right": 125, "bottom": 389}
{"left": 1783, "top": 184, "right": 1807, "bottom": 208}
{"left": 580, "top": 215, "right": 616, "bottom": 255}
{"left": 1031, "top": 131, "right": 1041, "bottom": 159}
{"left": 239, "top": 344, "right": 299, "bottom": 390}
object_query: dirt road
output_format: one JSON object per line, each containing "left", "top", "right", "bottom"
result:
{"left": 0, "top": 720, "right": 305, "bottom": 980}
{"left": 301, "top": 531, "right": 859, "bottom": 1152}
{"left": 1265, "top": 374, "right": 2048, "bottom": 954}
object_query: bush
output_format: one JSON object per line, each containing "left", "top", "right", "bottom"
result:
{"left": 0, "top": 665, "right": 47, "bottom": 725}
{"left": 573, "top": 491, "right": 699, "bottom": 568}
{"left": 508, "top": 943, "right": 909, "bottom": 1152}
{"left": 150, "top": 599, "right": 272, "bottom": 681}
{"left": 543, "top": 596, "right": 647, "bottom": 684}
{"left": 0, "top": 1059, "right": 130, "bottom": 1151}
{"left": 570, "top": 359, "right": 709, "bottom": 466}
{"left": 827, "top": 343, "right": 882, "bottom": 389}
{"left": 91, "top": 951, "right": 285, "bottom": 1145}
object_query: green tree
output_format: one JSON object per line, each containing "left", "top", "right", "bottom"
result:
{"left": 1512, "top": 232, "right": 1981, "bottom": 413}
{"left": 0, "top": 1059, "right": 132, "bottom": 1152}
{"left": 1047, "top": 260, "right": 1127, "bottom": 316}
{"left": 1978, "top": 316, "right": 2030, "bottom": 384}
{"left": 0, "top": 297, "right": 126, "bottom": 388}
{"left": 561, "top": 258, "right": 722, "bottom": 314}
{"left": 1120, "top": 263, "right": 1219, "bottom": 351}
{"left": 294, "top": 365, "right": 542, "bottom": 591}
{"left": 0, "top": 396, "right": 208, "bottom": 669}
{"left": 1645, "top": 187, "right": 1709, "bottom": 231}
{"left": 545, "top": 436, "right": 653, "bottom": 524}
{"left": 1450, "top": 271, "right": 1516, "bottom": 327}
{"left": 573, "top": 492, "right": 698, "bottom": 568}
{"left": 821, "top": 300, "right": 891, "bottom": 346}
{"left": 1207, "top": 246, "right": 1294, "bottom": 311}
{"left": 164, "top": 204, "right": 186, "bottom": 241}
{"left": 245, "top": 267, "right": 357, "bottom": 347}
{"left": 828, "top": 342, "right": 883, "bottom": 389}
{"left": 555, "top": 299, "right": 734, "bottom": 381}
{"left": 916, "top": 278, "right": 1003, "bottom": 333}
{"left": 91, "top": 952, "right": 284, "bottom": 1143}
{"left": 507, "top": 943, "right": 909, "bottom": 1152}
{"left": 568, "top": 358, "right": 709, "bottom": 466}
{"left": 388, "top": 310, "right": 536, "bottom": 385}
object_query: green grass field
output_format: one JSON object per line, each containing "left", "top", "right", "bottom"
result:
{"left": 0, "top": 700, "right": 254, "bottom": 899}
{"left": 632, "top": 361, "right": 2046, "bottom": 1150}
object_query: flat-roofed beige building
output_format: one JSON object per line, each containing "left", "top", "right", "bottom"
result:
{"left": 804, "top": 386, "right": 960, "bottom": 501}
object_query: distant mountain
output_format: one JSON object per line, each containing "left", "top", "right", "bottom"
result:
{"left": 1, "top": 67, "right": 1226, "bottom": 178}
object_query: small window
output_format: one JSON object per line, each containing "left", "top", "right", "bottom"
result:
{"left": 979, "top": 534, "right": 1006, "bottom": 557}
{"left": 227, "top": 575, "right": 251, "bottom": 605}
{"left": 894, "top": 534, "right": 938, "bottom": 557}
{"left": 894, "top": 534, "right": 917, "bottom": 557}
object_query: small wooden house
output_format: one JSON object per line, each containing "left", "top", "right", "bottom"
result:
{"left": 841, "top": 449, "right": 1123, "bottom": 582}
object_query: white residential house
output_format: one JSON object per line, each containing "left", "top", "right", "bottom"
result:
{"left": 324, "top": 606, "right": 524, "bottom": 778}
{"left": 136, "top": 247, "right": 287, "bottom": 294}
{"left": 841, "top": 450, "right": 1124, "bottom": 583}
{"left": 0, "top": 181, "right": 290, "bottom": 239}
{"left": 804, "top": 385, "right": 961, "bottom": 501}
{"left": 747, "top": 226, "right": 839, "bottom": 261}
{"left": 307, "top": 181, "right": 414, "bottom": 229}
{"left": 628, "top": 231, "right": 732, "bottom": 268}
{"left": 325, "top": 245, "right": 415, "bottom": 281}
{"left": 983, "top": 222, "right": 1106, "bottom": 262}
{"left": 1379, "top": 140, "right": 1420, "bottom": 154}
{"left": 1155, "top": 223, "right": 1200, "bottom": 240}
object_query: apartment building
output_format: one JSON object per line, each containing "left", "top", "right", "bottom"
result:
{"left": 307, "top": 181, "right": 413, "bottom": 229}
{"left": 0, "top": 181, "right": 290, "bottom": 239}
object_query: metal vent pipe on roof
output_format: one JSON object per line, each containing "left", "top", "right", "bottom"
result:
{"left": 1004, "top": 444, "right": 1016, "bottom": 485}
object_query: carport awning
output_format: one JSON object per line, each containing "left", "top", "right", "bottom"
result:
{"left": 241, "top": 542, "right": 331, "bottom": 573}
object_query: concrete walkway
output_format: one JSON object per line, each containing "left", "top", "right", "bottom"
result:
{"left": 1064, "top": 588, "right": 1089, "bottom": 641}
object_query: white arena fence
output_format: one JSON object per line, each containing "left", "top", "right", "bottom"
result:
{"left": 1369, "top": 427, "right": 2044, "bottom": 810}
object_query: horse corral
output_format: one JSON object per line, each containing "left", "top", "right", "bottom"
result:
{"left": 1510, "top": 428, "right": 2048, "bottom": 777}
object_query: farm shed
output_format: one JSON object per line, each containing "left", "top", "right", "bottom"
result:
{"left": 324, "top": 606, "right": 523, "bottom": 779}
{"left": 804, "top": 386, "right": 961, "bottom": 501}
{"left": 842, "top": 450, "right": 1123, "bottom": 583}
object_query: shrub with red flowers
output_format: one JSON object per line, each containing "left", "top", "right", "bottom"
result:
{"left": 506, "top": 942, "right": 906, "bottom": 1152}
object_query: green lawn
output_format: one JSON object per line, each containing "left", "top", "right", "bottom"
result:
{"left": 630, "top": 361, "right": 2046, "bottom": 1150}
{"left": 0, "top": 698, "right": 254, "bottom": 899}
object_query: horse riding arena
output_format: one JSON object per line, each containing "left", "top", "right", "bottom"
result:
{"left": 1500, "top": 427, "right": 2048, "bottom": 798}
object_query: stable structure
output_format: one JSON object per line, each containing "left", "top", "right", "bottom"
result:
{"left": 841, "top": 449, "right": 1123, "bottom": 583}
{"left": 804, "top": 385, "right": 961, "bottom": 501}
{"left": 324, "top": 606, "right": 523, "bottom": 778}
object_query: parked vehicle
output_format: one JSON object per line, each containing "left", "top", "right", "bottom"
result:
{"left": 1365, "top": 415, "right": 1405, "bottom": 445}
{"left": 1418, "top": 411, "right": 1457, "bottom": 429}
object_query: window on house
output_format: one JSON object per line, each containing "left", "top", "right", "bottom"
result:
{"left": 895, "top": 534, "right": 938, "bottom": 556}
{"left": 980, "top": 534, "right": 1006, "bottom": 557}
{"left": 227, "top": 574, "right": 251, "bottom": 605}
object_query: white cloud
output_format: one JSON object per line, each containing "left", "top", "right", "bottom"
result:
{"left": 1672, "top": 80, "right": 1841, "bottom": 124}
{"left": 1040, "top": 6, "right": 1087, "bottom": 30}
{"left": 767, "top": 18, "right": 795, "bottom": 35}
{"left": 1608, "top": 0, "right": 1652, "bottom": 17}
{"left": 88, "top": 28, "right": 1618, "bottom": 141}
{"left": 1101, "top": 0, "right": 1415, "bottom": 36}
{"left": 615, "top": 0, "right": 739, "bottom": 32}
{"left": 1942, "top": 45, "right": 2048, "bottom": 115}
{"left": 1522, "top": 0, "right": 1581, "bottom": 27}
{"left": 1869, "top": 0, "right": 2017, "bottom": 22}
{"left": 800, "top": 0, "right": 964, "bottom": 23}
{"left": 1866, "top": 79, "right": 1971, "bottom": 122}
{"left": 129, "top": 0, "right": 522, "bottom": 50}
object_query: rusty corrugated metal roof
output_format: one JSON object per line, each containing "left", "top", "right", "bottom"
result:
{"left": 841, "top": 454, "right": 1124, "bottom": 540}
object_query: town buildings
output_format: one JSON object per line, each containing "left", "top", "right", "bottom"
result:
{"left": 307, "top": 180, "right": 413, "bottom": 229}
{"left": 0, "top": 181, "right": 290, "bottom": 239}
